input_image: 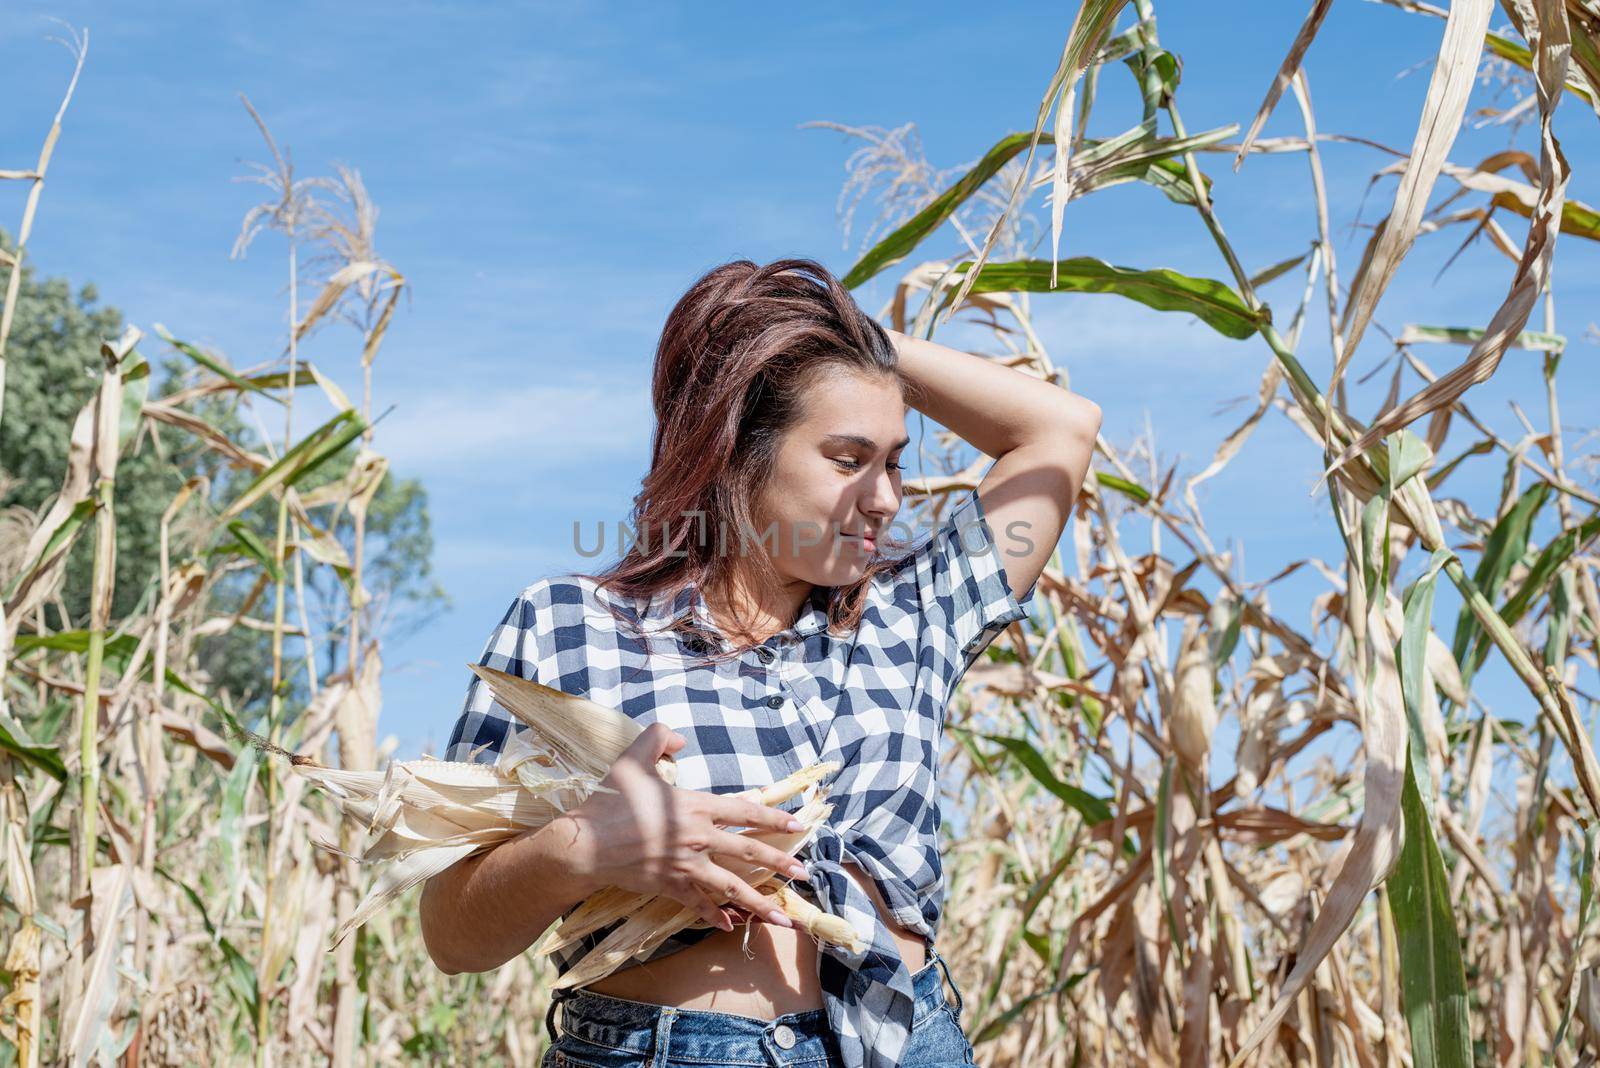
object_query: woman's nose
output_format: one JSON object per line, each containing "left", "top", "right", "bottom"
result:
{"left": 862, "top": 470, "right": 899, "bottom": 519}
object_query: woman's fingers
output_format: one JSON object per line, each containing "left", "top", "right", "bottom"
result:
{"left": 696, "top": 859, "right": 794, "bottom": 928}
{"left": 627, "top": 722, "right": 685, "bottom": 766}
{"left": 706, "top": 827, "right": 808, "bottom": 882}
{"left": 663, "top": 878, "right": 737, "bottom": 932}
{"left": 702, "top": 793, "right": 805, "bottom": 835}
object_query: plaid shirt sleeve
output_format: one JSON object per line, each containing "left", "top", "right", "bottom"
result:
{"left": 443, "top": 582, "right": 547, "bottom": 764}
{"left": 899, "top": 485, "right": 1038, "bottom": 681}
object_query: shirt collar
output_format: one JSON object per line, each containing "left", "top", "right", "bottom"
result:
{"left": 642, "top": 578, "right": 833, "bottom": 652}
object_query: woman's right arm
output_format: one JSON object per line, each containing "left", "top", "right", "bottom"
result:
{"left": 419, "top": 811, "right": 598, "bottom": 975}
{"left": 421, "top": 722, "right": 814, "bottom": 974}
{"left": 424, "top": 583, "right": 585, "bottom": 973}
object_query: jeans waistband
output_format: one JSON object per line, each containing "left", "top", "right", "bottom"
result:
{"left": 544, "top": 944, "right": 964, "bottom": 1053}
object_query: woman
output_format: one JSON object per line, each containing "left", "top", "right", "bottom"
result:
{"left": 421, "top": 258, "right": 1101, "bottom": 1068}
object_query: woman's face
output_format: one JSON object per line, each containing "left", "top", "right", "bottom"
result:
{"left": 749, "top": 367, "right": 908, "bottom": 586}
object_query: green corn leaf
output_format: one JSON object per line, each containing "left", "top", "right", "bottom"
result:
{"left": 1387, "top": 429, "right": 1433, "bottom": 490}
{"left": 1, "top": 497, "right": 98, "bottom": 602}
{"left": 971, "top": 969, "right": 1091, "bottom": 1044}
{"left": 936, "top": 257, "right": 1267, "bottom": 340}
{"left": 1077, "top": 123, "right": 1233, "bottom": 204}
{"left": 155, "top": 323, "right": 284, "bottom": 404}
{"left": 1485, "top": 510, "right": 1600, "bottom": 656}
{"left": 220, "top": 408, "right": 366, "bottom": 520}
{"left": 219, "top": 741, "right": 259, "bottom": 925}
{"left": 1388, "top": 747, "right": 1474, "bottom": 1068}
{"left": 1095, "top": 472, "right": 1151, "bottom": 503}
{"left": 1451, "top": 482, "right": 1551, "bottom": 685}
{"left": 1359, "top": 492, "right": 1390, "bottom": 607}
{"left": 116, "top": 351, "right": 152, "bottom": 452}
{"left": 1397, "top": 323, "right": 1565, "bottom": 352}
{"left": 1209, "top": 596, "right": 1244, "bottom": 668}
{"left": 210, "top": 519, "right": 285, "bottom": 583}
{"left": 1484, "top": 30, "right": 1595, "bottom": 105}
{"left": 839, "top": 120, "right": 1225, "bottom": 289}
{"left": 158, "top": 867, "right": 260, "bottom": 1025}
{"left": 979, "top": 731, "right": 1114, "bottom": 825}
{"left": 0, "top": 709, "right": 66, "bottom": 781}
{"left": 841, "top": 131, "right": 1050, "bottom": 291}
{"left": 1545, "top": 567, "right": 1576, "bottom": 669}
{"left": 1398, "top": 548, "right": 1455, "bottom": 816}
{"left": 1551, "top": 827, "right": 1600, "bottom": 1050}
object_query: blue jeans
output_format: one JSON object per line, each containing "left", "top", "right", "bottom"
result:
{"left": 540, "top": 945, "right": 979, "bottom": 1067}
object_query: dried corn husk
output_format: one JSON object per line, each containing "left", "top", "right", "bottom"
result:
{"left": 1233, "top": 678, "right": 1280, "bottom": 798}
{"left": 547, "top": 789, "right": 858, "bottom": 989}
{"left": 268, "top": 663, "right": 849, "bottom": 983}
{"left": 1167, "top": 616, "right": 1216, "bottom": 773}
{"left": 541, "top": 761, "right": 840, "bottom": 958}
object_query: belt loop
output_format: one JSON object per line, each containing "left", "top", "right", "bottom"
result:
{"left": 932, "top": 946, "right": 964, "bottom": 1020}
{"left": 650, "top": 1006, "right": 677, "bottom": 1067}
{"left": 544, "top": 988, "right": 571, "bottom": 1044}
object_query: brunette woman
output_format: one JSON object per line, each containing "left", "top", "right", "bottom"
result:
{"left": 422, "top": 258, "right": 1101, "bottom": 1068}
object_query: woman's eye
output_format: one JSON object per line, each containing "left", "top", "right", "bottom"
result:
{"left": 834, "top": 457, "right": 905, "bottom": 472}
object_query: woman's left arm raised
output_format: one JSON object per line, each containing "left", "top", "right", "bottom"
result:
{"left": 888, "top": 327, "right": 1102, "bottom": 602}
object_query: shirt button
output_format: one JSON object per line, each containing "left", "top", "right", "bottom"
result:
{"left": 756, "top": 646, "right": 776, "bottom": 664}
{"left": 766, "top": 694, "right": 784, "bottom": 709}
{"left": 773, "top": 1023, "right": 796, "bottom": 1049}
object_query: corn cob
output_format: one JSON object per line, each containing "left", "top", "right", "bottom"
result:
{"left": 269, "top": 663, "right": 855, "bottom": 983}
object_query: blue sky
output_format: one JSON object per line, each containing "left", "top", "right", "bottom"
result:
{"left": 2, "top": 2, "right": 1595, "bottom": 786}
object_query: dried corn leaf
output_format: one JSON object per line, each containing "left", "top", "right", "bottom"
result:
{"left": 1330, "top": 0, "right": 1492, "bottom": 396}
{"left": 1322, "top": 0, "right": 1571, "bottom": 482}
{"left": 1233, "top": 0, "right": 1335, "bottom": 171}
{"left": 1228, "top": 596, "right": 1408, "bottom": 1065}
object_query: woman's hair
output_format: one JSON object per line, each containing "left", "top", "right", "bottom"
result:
{"left": 575, "top": 256, "right": 915, "bottom": 662}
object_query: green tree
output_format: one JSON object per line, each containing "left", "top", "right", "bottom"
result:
{"left": 0, "top": 231, "right": 446, "bottom": 724}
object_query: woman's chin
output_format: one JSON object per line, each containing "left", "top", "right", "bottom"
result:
{"left": 824, "top": 551, "right": 875, "bottom": 580}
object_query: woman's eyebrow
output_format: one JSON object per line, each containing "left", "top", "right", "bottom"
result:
{"left": 821, "top": 433, "right": 911, "bottom": 451}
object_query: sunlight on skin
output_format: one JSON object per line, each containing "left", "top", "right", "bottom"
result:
{"left": 701, "top": 367, "right": 909, "bottom": 644}
{"left": 584, "top": 367, "right": 935, "bottom": 1014}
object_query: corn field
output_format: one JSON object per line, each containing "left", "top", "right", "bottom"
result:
{"left": 3, "top": 1, "right": 1600, "bottom": 1065}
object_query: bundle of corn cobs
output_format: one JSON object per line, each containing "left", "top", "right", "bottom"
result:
{"left": 275, "top": 663, "right": 864, "bottom": 988}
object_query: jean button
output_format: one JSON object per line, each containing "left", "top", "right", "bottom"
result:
{"left": 773, "top": 1023, "right": 796, "bottom": 1049}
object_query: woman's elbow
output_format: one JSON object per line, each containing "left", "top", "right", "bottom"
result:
{"left": 419, "top": 875, "right": 468, "bottom": 975}
{"left": 1064, "top": 394, "right": 1102, "bottom": 440}
{"left": 1023, "top": 392, "right": 1100, "bottom": 447}
{"left": 427, "top": 939, "right": 465, "bottom": 976}
{"left": 1023, "top": 395, "right": 1100, "bottom": 456}
{"left": 1052, "top": 397, "right": 1101, "bottom": 502}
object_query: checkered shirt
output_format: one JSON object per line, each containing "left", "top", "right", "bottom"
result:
{"left": 444, "top": 486, "right": 1037, "bottom": 1068}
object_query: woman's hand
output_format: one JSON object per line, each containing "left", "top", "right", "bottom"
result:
{"left": 567, "top": 722, "right": 812, "bottom": 932}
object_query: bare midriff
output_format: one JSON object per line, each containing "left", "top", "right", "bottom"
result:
{"left": 580, "top": 860, "right": 929, "bottom": 1019}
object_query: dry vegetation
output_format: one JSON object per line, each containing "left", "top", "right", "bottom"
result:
{"left": 2, "top": 1, "right": 1600, "bottom": 1065}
